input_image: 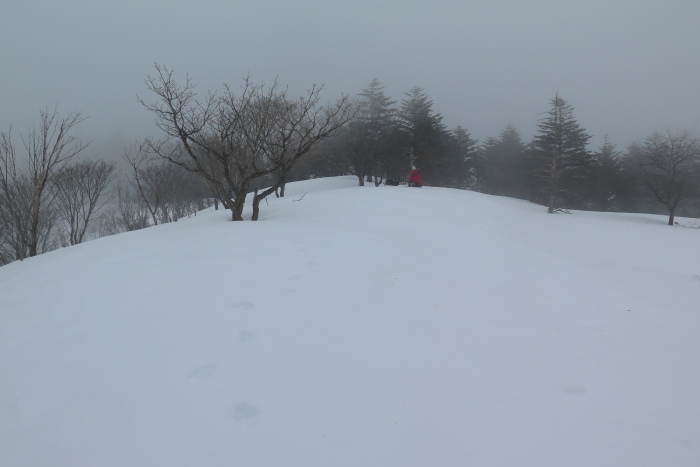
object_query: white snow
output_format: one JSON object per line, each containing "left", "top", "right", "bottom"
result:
{"left": 1, "top": 176, "right": 700, "bottom": 466}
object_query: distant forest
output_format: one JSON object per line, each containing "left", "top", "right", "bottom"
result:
{"left": 2, "top": 70, "right": 699, "bottom": 265}
{"left": 300, "top": 80, "right": 700, "bottom": 223}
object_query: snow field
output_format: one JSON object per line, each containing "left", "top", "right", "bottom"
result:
{"left": 1, "top": 176, "right": 699, "bottom": 466}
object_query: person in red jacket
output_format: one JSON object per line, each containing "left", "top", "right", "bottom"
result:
{"left": 408, "top": 169, "right": 422, "bottom": 187}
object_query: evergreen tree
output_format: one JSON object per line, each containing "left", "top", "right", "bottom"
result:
{"left": 357, "top": 79, "right": 396, "bottom": 131}
{"left": 479, "top": 136, "right": 499, "bottom": 193}
{"left": 342, "top": 79, "right": 397, "bottom": 186}
{"left": 443, "top": 126, "right": 478, "bottom": 189}
{"left": 397, "top": 87, "right": 448, "bottom": 184}
{"left": 591, "top": 135, "right": 624, "bottom": 211}
{"left": 531, "top": 93, "right": 592, "bottom": 213}
{"left": 481, "top": 125, "right": 530, "bottom": 199}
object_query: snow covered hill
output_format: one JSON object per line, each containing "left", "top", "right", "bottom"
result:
{"left": 1, "top": 176, "right": 700, "bottom": 467}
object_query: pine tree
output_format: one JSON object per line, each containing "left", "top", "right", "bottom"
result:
{"left": 532, "top": 93, "right": 592, "bottom": 213}
{"left": 591, "top": 135, "right": 624, "bottom": 211}
{"left": 482, "top": 125, "right": 529, "bottom": 199}
{"left": 444, "top": 126, "right": 478, "bottom": 189}
{"left": 397, "top": 87, "right": 447, "bottom": 184}
{"left": 342, "top": 79, "right": 397, "bottom": 186}
{"left": 357, "top": 79, "right": 396, "bottom": 132}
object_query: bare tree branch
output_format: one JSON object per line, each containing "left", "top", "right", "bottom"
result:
{"left": 140, "top": 65, "right": 354, "bottom": 221}
{"left": 0, "top": 107, "right": 88, "bottom": 262}
{"left": 51, "top": 159, "right": 116, "bottom": 245}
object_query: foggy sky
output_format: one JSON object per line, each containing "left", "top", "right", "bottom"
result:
{"left": 2, "top": 0, "right": 699, "bottom": 160}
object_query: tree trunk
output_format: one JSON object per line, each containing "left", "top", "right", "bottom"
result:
{"left": 28, "top": 224, "right": 39, "bottom": 257}
{"left": 251, "top": 169, "right": 292, "bottom": 220}
{"left": 279, "top": 178, "right": 287, "bottom": 197}
{"left": 252, "top": 188, "right": 261, "bottom": 221}
{"left": 250, "top": 182, "right": 279, "bottom": 221}
{"left": 357, "top": 174, "right": 365, "bottom": 186}
{"left": 547, "top": 152, "right": 557, "bottom": 214}
{"left": 231, "top": 198, "right": 245, "bottom": 221}
{"left": 227, "top": 186, "right": 248, "bottom": 221}
{"left": 27, "top": 193, "right": 42, "bottom": 257}
{"left": 668, "top": 207, "right": 675, "bottom": 226}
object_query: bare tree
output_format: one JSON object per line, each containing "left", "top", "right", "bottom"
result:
{"left": 167, "top": 168, "right": 211, "bottom": 220}
{"left": 115, "top": 184, "right": 151, "bottom": 232}
{"left": 51, "top": 159, "right": 116, "bottom": 245}
{"left": 124, "top": 144, "right": 170, "bottom": 226}
{"left": 124, "top": 142, "right": 208, "bottom": 225}
{"left": 337, "top": 121, "right": 374, "bottom": 186}
{"left": 248, "top": 83, "right": 355, "bottom": 220}
{"left": 97, "top": 184, "right": 150, "bottom": 236}
{"left": 140, "top": 64, "right": 353, "bottom": 221}
{"left": 139, "top": 66, "right": 260, "bottom": 221}
{"left": 0, "top": 108, "right": 88, "bottom": 261}
{"left": 632, "top": 130, "right": 700, "bottom": 225}
{"left": 0, "top": 168, "right": 33, "bottom": 264}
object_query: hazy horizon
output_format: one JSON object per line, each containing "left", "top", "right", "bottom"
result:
{"left": 3, "top": 0, "right": 699, "bottom": 161}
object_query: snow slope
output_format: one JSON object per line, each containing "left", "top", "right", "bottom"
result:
{"left": 1, "top": 176, "right": 700, "bottom": 467}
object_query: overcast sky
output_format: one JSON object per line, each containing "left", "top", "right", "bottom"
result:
{"left": 2, "top": 0, "right": 699, "bottom": 159}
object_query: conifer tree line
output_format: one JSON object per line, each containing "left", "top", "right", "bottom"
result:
{"left": 311, "top": 80, "right": 478, "bottom": 190}
{"left": 2, "top": 71, "right": 699, "bottom": 266}
{"left": 302, "top": 82, "right": 700, "bottom": 226}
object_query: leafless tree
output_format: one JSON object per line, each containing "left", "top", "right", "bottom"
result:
{"left": 97, "top": 184, "right": 150, "bottom": 236}
{"left": 124, "top": 144, "right": 169, "bottom": 226}
{"left": 51, "top": 159, "right": 116, "bottom": 245}
{"left": 632, "top": 130, "right": 700, "bottom": 225}
{"left": 124, "top": 142, "right": 208, "bottom": 225}
{"left": 336, "top": 120, "right": 375, "bottom": 186}
{"left": 0, "top": 108, "right": 88, "bottom": 262}
{"left": 247, "top": 84, "right": 355, "bottom": 220}
{"left": 0, "top": 169, "right": 33, "bottom": 264}
{"left": 166, "top": 169, "right": 211, "bottom": 220}
{"left": 140, "top": 64, "right": 354, "bottom": 221}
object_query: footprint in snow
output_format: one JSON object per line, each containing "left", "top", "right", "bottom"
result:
{"left": 231, "top": 301, "right": 255, "bottom": 311}
{"left": 238, "top": 329, "right": 255, "bottom": 343}
{"left": 186, "top": 364, "right": 217, "bottom": 380}
{"left": 229, "top": 402, "right": 261, "bottom": 426}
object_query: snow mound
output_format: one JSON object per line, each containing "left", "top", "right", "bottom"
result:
{"left": 1, "top": 176, "right": 700, "bottom": 467}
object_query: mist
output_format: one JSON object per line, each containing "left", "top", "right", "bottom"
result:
{"left": 3, "top": 0, "right": 699, "bottom": 157}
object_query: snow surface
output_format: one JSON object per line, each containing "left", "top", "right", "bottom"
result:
{"left": 1, "top": 176, "right": 700, "bottom": 466}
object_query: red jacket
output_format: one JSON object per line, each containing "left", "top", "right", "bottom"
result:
{"left": 409, "top": 170, "right": 421, "bottom": 184}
